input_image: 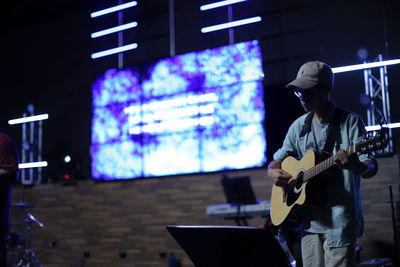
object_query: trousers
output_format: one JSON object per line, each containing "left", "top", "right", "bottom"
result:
{"left": 301, "top": 233, "right": 355, "bottom": 267}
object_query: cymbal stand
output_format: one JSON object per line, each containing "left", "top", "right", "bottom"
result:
{"left": 16, "top": 213, "right": 44, "bottom": 267}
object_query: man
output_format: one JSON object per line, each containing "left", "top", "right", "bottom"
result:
{"left": 0, "top": 132, "right": 19, "bottom": 266}
{"left": 267, "top": 61, "right": 378, "bottom": 267}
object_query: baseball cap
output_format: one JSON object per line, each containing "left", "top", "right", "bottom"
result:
{"left": 285, "top": 61, "right": 334, "bottom": 90}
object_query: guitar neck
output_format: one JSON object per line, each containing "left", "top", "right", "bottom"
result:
{"left": 303, "top": 145, "right": 355, "bottom": 182}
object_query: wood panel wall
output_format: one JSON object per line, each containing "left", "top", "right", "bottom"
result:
{"left": 9, "top": 156, "right": 400, "bottom": 267}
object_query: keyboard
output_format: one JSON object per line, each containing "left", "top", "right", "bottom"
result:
{"left": 206, "top": 200, "right": 270, "bottom": 219}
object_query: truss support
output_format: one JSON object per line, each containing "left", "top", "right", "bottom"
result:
{"left": 363, "top": 54, "right": 393, "bottom": 154}
{"left": 19, "top": 108, "right": 44, "bottom": 185}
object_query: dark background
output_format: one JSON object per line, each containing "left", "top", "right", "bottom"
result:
{"left": 1, "top": 0, "right": 399, "bottom": 181}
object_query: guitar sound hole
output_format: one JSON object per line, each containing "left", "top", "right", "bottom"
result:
{"left": 286, "top": 172, "right": 304, "bottom": 206}
{"left": 295, "top": 173, "right": 303, "bottom": 190}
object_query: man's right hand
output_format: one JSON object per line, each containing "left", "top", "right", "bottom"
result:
{"left": 267, "top": 168, "right": 292, "bottom": 187}
{"left": 266, "top": 160, "right": 292, "bottom": 187}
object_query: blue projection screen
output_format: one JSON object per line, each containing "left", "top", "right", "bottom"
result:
{"left": 91, "top": 40, "right": 266, "bottom": 180}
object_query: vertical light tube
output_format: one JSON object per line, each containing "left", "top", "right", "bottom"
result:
{"left": 38, "top": 120, "right": 43, "bottom": 182}
{"left": 228, "top": 5, "right": 234, "bottom": 44}
{"left": 169, "top": 0, "right": 176, "bottom": 57}
{"left": 363, "top": 67, "right": 372, "bottom": 126}
{"left": 21, "top": 113, "right": 26, "bottom": 185}
{"left": 29, "top": 119, "right": 34, "bottom": 183}
{"left": 118, "top": 0, "right": 124, "bottom": 69}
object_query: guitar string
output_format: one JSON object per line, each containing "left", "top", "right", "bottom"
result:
{"left": 301, "top": 134, "right": 385, "bottom": 183}
{"left": 303, "top": 146, "right": 353, "bottom": 183}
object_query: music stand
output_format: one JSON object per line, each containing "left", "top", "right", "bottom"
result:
{"left": 166, "top": 225, "right": 293, "bottom": 267}
{"left": 221, "top": 176, "right": 257, "bottom": 205}
{"left": 221, "top": 176, "right": 257, "bottom": 225}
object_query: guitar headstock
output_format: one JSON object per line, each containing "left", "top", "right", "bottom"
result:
{"left": 356, "top": 129, "right": 389, "bottom": 154}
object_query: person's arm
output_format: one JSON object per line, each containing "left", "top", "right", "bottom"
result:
{"left": 335, "top": 113, "right": 379, "bottom": 178}
{"left": 0, "top": 134, "right": 19, "bottom": 185}
{"left": 0, "top": 169, "right": 18, "bottom": 185}
{"left": 334, "top": 150, "right": 378, "bottom": 178}
{"left": 358, "top": 159, "right": 378, "bottom": 178}
{"left": 266, "top": 160, "right": 292, "bottom": 187}
{"left": 0, "top": 169, "right": 12, "bottom": 175}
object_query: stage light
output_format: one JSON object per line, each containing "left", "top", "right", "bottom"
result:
{"left": 365, "top": 122, "right": 400, "bottom": 131}
{"left": 332, "top": 59, "right": 400, "bottom": 73}
{"left": 64, "top": 155, "right": 71, "bottom": 163}
{"left": 8, "top": 114, "right": 49, "bottom": 125}
{"left": 19, "top": 161, "right": 48, "bottom": 169}
{"left": 90, "top": 1, "right": 137, "bottom": 18}
{"left": 356, "top": 47, "right": 368, "bottom": 61}
{"left": 359, "top": 93, "right": 371, "bottom": 106}
{"left": 201, "top": 16, "right": 262, "bottom": 33}
{"left": 91, "top": 43, "right": 138, "bottom": 59}
{"left": 200, "top": 0, "right": 247, "bottom": 11}
{"left": 62, "top": 155, "right": 79, "bottom": 185}
{"left": 91, "top": 22, "right": 138, "bottom": 38}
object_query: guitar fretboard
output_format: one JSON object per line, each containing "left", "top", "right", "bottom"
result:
{"left": 303, "top": 146, "right": 354, "bottom": 182}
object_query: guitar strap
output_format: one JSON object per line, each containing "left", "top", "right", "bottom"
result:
{"left": 307, "top": 108, "right": 343, "bottom": 204}
{"left": 321, "top": 108, "right": 343, "bottom": 154}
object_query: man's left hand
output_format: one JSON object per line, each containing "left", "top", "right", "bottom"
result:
{"left": 334, "top": 149, "right": 361, "bottom": 170}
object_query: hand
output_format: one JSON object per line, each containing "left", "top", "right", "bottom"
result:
{"left": 334, "top": 149, "right": 360, "bottom": 170}
{"left": 267, "top": 168, "right": 292, "bottom": 187}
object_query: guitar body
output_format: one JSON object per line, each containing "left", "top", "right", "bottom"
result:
{"left": 271, "top": 150, "right": 316, "bottom": 226}
{"left": 269, "top": 129, "right": 388, "bottom": 226}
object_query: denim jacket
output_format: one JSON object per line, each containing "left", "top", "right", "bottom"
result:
{"left": 273, "top": 102, "right": 373, "bottom": 247}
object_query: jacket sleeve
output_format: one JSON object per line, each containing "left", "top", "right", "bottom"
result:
{"left": 273, "top": 119, "right": 300, "bottom": 162}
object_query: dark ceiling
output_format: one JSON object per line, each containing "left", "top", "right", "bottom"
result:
{"left": 0, "top": 0, "right": 92, "bottom": 32}
{"left": 0, "top": 0, "right": 171, "bottom": 32}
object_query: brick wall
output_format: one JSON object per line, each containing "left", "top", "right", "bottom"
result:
{"left": 9, "top": 156, "right": 399, "bottom": 266}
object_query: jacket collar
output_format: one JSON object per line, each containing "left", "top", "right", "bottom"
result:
{"left": 299, "top": 101, "right": 337, "bottom": 137}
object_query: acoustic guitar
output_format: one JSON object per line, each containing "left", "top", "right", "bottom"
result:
{"left": 270, "top": 131, "right": 388, "bottom": 226}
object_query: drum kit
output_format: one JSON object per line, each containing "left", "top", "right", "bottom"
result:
{"left": 7, "top": 201, "right": 44, "bottom": 267}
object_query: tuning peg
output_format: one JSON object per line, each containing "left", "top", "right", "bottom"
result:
{"left": 368, "top": 144, "right": 375, "bottom": 150}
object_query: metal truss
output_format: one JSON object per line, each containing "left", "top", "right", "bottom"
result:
{"left": 363, "top": 54, "right": 393, "bottom": 154}
{"left": 20, "top": 112, "right": 44, "bottom": 185}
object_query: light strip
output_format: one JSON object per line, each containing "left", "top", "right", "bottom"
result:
{"left": 128, "top": 116, "right": 215, "bottom": 135}
{"left": 123, "top": 93, "right": 218, "bottom": 114}
{"left": 332, "top": 59, "right": 400, "bottom": 73}
{"left": 8, "top": 114, "right": 49, "bottom": 125}
{"left": 365, "top": 122, "right": 400, "bottom": 131}
{"left": 91, "top": 43, "right": 138, "bottom": 59}
{"left": 19, "top": 161, "right": 48, "bottom": 169}
{"left": 91, "top": 22, "right": 138, "bottom": 38}
{"left": 201, "top": 16, "right": 261, "bottom": 33}
{"left": 90, "top": 1, "right": 137, "bottom": 18}
{"left": 200, "top": 0, "right": 247, "bottom": 11}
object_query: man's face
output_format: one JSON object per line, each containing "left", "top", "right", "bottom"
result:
{"left": 293, "top": 85, "right": 329, "bottom": 112}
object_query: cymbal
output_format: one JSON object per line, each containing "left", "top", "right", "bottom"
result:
{"left": 11, "top": 202, "right": 33, "bottom": 208}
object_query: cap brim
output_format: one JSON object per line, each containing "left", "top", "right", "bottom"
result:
{"left": 285, "top": 78, "right": 318, "bottom": 90}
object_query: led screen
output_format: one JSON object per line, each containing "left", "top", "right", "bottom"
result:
{"left": 91, "top": 40, "right": 266, "bottom": 180}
